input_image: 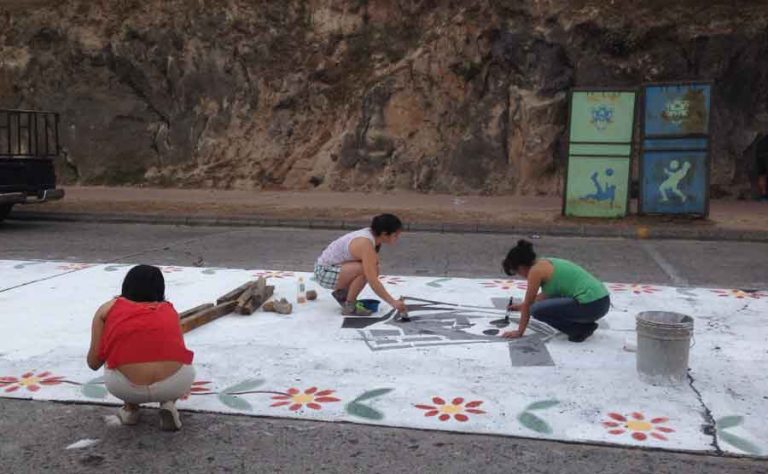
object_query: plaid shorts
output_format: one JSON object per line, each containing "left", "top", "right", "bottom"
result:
{"left": 314, "top": 263, "right": 341, "bottom": 290}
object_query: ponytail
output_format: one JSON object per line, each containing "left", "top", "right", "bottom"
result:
{"left": 502, "top": 240, "right": 537, "bottom": 276}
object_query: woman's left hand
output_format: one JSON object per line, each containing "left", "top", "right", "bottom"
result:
{"left": 501, "top": 330, "right": 523, "bottom": 339}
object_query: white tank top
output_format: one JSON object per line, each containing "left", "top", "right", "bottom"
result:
{"left": 317, "top": 228, "right": 376, "bottom": 266}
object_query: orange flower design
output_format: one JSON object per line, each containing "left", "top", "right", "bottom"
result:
{"left": 415, "top": 397, "right": 485, "bottom": 422}
{"left": 180, "top": 381, "right": 213, "bottom": 400}
{"left": 252, "top": 271, "right": 295, "bottom": 279}
{"left": 609, "top": 284, "right": 661, "bottom": 295}
{"left": 603, "top": 412, "right": 675, "bottom": 441}
{"left": 379, "top": 276, "right": 406, "bottom": 285}
{"left": 1, "top": 371, "right": 65, "bottom": 393}
{"left": 270, "top": 387, "right": 340, "bottom": 411}
{"left": 710, "top": 289, "right": 764, "bottom": 299}
{"left": 161, "top": 266, "right": 183, "bottom": 273}
{"left": 480, "top": 280, "right": 527, "bottom": 290}
{"left": 57, "top": 263, "right": 93, "bottom": 271}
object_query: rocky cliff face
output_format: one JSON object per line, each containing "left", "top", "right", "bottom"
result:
{"left": 2, "top": 0, "right": 767, "bottom": 197}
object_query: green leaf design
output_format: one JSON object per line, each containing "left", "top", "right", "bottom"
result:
{"left": 353, "top": 388, "right": 394, "bottom": 403}
{"left": 525, "top": 399, "right": 559, "bottom": 411}
{"left": 346, "top": 402, "right": 384, "bottom": 420}
{"left": 201, "top": 269, "right": 217, "bottom": 275}
{"left": 218, "top": 394, "right": 253, "bottom": 411}
{"left": 104, "top": 265, "right": 129, "bottom": 272}
{"left": 716, "top": 415, "right": 743, "bottom": 430}
{"left": 719, "top": 431, "right": 762, "bottom": 455}
{"left": 81, "top": 384, "right": 108, "bottom": 399}
{"left": 426, "top": 278, "right": 451, "bottom": 288}
{"left": 517, "top": 411, "right": 552, "bottom": 434}
{"left": 222, "top": 379, "right": 264, "bottom": 394}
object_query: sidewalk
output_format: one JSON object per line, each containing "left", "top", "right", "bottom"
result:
{"left": 8, "top": 186, "right": 768, "bottom": 241}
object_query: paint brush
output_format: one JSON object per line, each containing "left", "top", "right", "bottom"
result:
{"left": 505, "top": 296, "right": 516, "bottom": 323}
{"left": 397, "top": 296, "right": 410, "bottom": 322}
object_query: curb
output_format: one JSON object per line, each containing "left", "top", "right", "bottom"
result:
{"left": 7, "top": 210, "right": 768, "bottom": 242}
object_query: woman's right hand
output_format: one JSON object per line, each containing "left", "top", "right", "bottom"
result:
{"left": 392, "top": 299, "right": 407, "bottom": 314}
{"left": 508, "top": 303, "right": 522, "bottom": 312}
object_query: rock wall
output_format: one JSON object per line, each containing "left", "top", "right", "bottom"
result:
{"left": 1, "top": 0, "right": 767, "bottom": 197}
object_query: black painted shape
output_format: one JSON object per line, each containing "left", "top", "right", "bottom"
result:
{"left": 483, "top": 329, "right": 500, "bottom": 336}
{"left": 342, "top": 318, "right": 383, "bottom": 329}
{"left": 341, "top": 310, "right": 394, "bottom": 329}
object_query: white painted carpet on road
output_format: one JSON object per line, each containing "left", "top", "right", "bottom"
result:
{"left": 0, "top": 260, "right": 765, "bottom": 457}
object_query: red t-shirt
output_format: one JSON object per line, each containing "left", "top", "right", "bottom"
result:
{"left": 99, "top": 297, "right": 194, "bottom": 369}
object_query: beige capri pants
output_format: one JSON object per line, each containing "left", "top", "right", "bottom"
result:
{"left": 104, "top": 365, "right": 196, "bottom": 404}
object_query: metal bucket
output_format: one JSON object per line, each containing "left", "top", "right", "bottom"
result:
{"left": 636, "top": 311, "right": 694, "bottom": 385}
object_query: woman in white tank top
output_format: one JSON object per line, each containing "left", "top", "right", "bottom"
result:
{"left": 314, "top": 214, "right": 407, "bottom": 316}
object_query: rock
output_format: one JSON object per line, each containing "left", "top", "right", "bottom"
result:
{"left": 263, "top": 298, "right": 292, "bottom": 315}
{"left": 1, "top": 0, "right": 766, "bottom": 197}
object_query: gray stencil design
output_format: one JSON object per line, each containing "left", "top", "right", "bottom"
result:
{"left": 343, "top": 296, "right": 558, "bottom": 367}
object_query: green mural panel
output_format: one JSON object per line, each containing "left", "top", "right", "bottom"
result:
{"left": 565, "top": 156, "right": 630, "bottom": 218}
{"left": 569, "top": 91, "right": 636, "bottom": 144}
{"left": 569, "top": 143, "right": 632, "bottom": 156}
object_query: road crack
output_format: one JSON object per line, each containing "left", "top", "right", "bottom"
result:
{"left": 687, "top": 370, "right": 723, "bottom": 455}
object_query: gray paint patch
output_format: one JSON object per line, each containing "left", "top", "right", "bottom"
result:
{"left": 508, "top": 336, "right": 555, "bottom": 367}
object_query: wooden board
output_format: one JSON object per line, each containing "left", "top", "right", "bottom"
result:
{"left": 180, "top": 301, "right": 237, "bottom": 333}
{"left": 179, "top": 303, "right": 214, "bottom": 319}
{"left": 216, "top": 280, "right": 256, "bottom": 305}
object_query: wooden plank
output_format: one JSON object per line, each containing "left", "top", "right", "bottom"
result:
{"left": 235, "top": 285, "right": 257, "bottom": 315}
{"left": 216, "top": 280, "right": 257, "bottom": 305}
{"left": 238, "top": 284, "right": 274, "bottom": 315}
{"left": 247, "top": 285, "right": 275, "bottom": 314}
{"left": 180, "top": 301, "right": 237, "bottom": 333}
{"left": 179, "top": 303, "right": 214, "bottom": 320}
{"left": 235, "top": 277, "right": 274, "bottom": 315}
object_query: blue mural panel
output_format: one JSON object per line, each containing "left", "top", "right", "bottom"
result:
{"left": 644, "top": 84, "right": 711, "bottom": 137}
{"left": 641, "top": 151, "right": 707, "bottom": 215}
{"left": 643, "top": 138, "right": 708, "bottom": 151}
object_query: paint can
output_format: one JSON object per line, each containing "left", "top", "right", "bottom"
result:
{"left": 636, "top": 311, "right": 694, "bottom": 385}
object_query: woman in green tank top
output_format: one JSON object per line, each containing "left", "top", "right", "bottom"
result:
{"left": 500, "top": 240, "right": 610, "bottom": 342}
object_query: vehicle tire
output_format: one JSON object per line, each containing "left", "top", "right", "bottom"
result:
{"left": 0, "top": 204, "right": 13, "bottom": 222}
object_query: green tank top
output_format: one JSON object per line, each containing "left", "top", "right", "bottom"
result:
{"left": 540, "top": 258, "right": 608, "bottom": 304}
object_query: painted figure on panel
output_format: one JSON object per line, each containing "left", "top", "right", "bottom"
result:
{"left": 582, "top": 168, "right": 617, "bottom": 207}
{"left": 658, "top": 160, "right": 691, "bottom": 203}
{"left": 660, "top": 88, "right": 708, "bottom": 134}
{"left": 590, "top": 104, "right": 614, "bottom": 131}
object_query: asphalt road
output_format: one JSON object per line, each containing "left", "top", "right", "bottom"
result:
{"left": 1, "top": 220, "right": 766, "bottom": 473}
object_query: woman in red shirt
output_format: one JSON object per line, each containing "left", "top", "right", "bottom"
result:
{"left": 86, "top": 265, "right": 195, "bottom": 431}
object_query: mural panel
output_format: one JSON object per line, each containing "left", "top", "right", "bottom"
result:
{"left": 565, "top": 156, "right": 630, "bottom": 218}
{"left": 640, "top": 151, "right": 707, "bottom": 215}
{"left": 569, "top": 91, "right": 636, "bottom": 146}
{"left": 644, "top": 84, "right": 711, "bottom": 137}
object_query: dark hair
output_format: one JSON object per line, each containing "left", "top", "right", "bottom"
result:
{"left": 121, "top": 265, "right": 166, "bottom": 303}
{"left": 370, "top": 213, "right": 403, "bottom": 236}
{"left": 502, "top": 240, "right": 537, "bottom": 276}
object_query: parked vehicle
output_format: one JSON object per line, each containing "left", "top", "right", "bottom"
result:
{"left": 0, "top": 109, "right": 64, "bottom": 222}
